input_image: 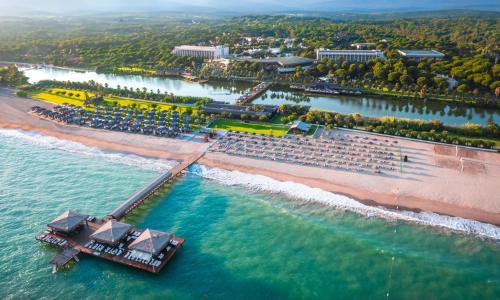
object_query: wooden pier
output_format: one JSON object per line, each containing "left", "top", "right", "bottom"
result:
{"left": 108, "top": 153, "right": 204, "bottom": 220}
{"left": 36, "top": 153, "right": 203, "bottom": 274}
{"left": 236, "top": 82, "right": 271, "bottom": 105}
{"left": 50, "top": 248, "right": 80, "bottom": 273}
{"left": 37, "top": 218, "right": 184, "bottom": 274}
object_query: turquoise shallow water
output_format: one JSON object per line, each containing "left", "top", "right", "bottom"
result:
{"left": 0, "top": 130, "right": 499, "bottom": 299}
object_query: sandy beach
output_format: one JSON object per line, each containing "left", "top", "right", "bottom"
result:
{"left": 1, "top": 91, "right": 499, "bottom": 225}
{"left": 0, "top": 91, "right": 210, "bottom": 162}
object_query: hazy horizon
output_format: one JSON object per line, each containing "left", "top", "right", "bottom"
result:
{"left": 0, "top": 0, "right": 499, "bottom": 16}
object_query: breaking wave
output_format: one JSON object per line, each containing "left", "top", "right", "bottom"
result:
{"left": 0, "top": 129, "right": 177, "bottom": 172}
{"left": 1, "top": 128, "right": 498, "bottom": 239}
{"left": 190, "top": 164, "right": 500, "bottom": 240}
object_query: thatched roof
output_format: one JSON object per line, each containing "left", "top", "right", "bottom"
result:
{"left": 128, "top": 229, "right": 172, "bottom": 256}
{"left": 90, "top": 219, "right": 132, "bottom": 245}
{"left": 47, "top": 211, "right": 88, "bottom": 233}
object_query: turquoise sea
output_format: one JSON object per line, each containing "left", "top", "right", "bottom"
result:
{"left": 0, "top": 129, "right": 499, "bottom": 299}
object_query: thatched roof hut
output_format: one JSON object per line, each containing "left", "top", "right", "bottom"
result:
{"left": 90, "top": 219, "right": 132, "bottom": 245}
{"left": 47, "top": 211, "right": 88, "bottom": 233}
{"left": 128, "top": 229, "right": 172, "bottom": 256}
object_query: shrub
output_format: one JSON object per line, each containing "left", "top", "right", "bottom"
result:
{"left": 16, "top": 90, "right": 28, "bottom": 97}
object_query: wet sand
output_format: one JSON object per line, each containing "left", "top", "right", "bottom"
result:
{"left": 1, "top": 92, "right": 499, "bottom": 225}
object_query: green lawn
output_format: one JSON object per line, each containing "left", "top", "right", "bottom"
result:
{"left": 208, "top": 119, "right": 289, "bottom": 136}
{"left": 270, "top": 113, "right": 298, "bottom": 124}
{"left": 31, "top": 92, "right": 91, "bottom": 108}
{"left": 32, "top": 88, "right": 196, "bottom": 114}
{"left": 306, "top": 125, "right": 318, "bottom": 136}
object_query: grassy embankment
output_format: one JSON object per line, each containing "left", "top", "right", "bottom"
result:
{"left": 31, "top": 88, "right": 196, "bottom": 114}
{"left": 307, "top": 125, "right": 318, "bottom": 136}
{"left": 115, "top": 67, "right": 156, "bottom": 75}
{"left": 361, "top": 86, "right": 479, "bottom": 105}
{"left": 208, "top": 119, "right": 289, "bottom": 136}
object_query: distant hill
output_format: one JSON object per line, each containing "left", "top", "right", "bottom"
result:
{"left": 0, "top": 0, "right": 499, "bottom": 17}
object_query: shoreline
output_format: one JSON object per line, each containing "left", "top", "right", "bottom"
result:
{"left": 4, "top": 122, "right": 499, "bottom": 239}
{"left": 198, "top": 154, "right": 500, "bottom": 226}
{"left": 16, "top": 62, "right": 499, "bottom": 109}
{"left": 1, "top": 92, "right": 499, "bottom": 227}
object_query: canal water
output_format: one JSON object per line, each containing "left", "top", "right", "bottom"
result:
{"left": 1, "top": 129, "right": 499, "bottom": 299}
{"left": 23, "top": 67, "right": 500, "bottom": 126}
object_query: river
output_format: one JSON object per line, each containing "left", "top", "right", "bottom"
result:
{"left": 23, "top": 67, "right": 500, "bottom": 126}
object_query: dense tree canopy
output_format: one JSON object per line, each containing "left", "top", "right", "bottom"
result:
{"left": 0, "top": 13, "right": 498, "bottom": 95}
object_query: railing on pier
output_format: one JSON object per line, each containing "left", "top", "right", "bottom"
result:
{"left": 108, "top": 153, "right": 204, "bottom": 220}
{"left": 236, "top": 82, "right": 271, "bottom": 105}
{"left": 108, "top": 171, "right": 173, "bottom": 220}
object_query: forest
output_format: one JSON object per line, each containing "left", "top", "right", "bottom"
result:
{"left": 0, "top": 13, "right": 498, "bottom": 96}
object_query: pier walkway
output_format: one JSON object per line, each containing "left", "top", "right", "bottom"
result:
{"left": 236, "top": 82, "right": 271, "bottom": 105}
{"left": 108, "top": 153, "right": 204, "bottom": 220}
{"left": 37, "top": 151, "right": 204, "bottom": 274}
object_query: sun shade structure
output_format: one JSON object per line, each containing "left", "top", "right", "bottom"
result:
{"left": 290, "top": 121, "right": 311, "bottom": 133}
{"left": 47, "top": 211, "right": 88, "bottom": 233}
{"left": 90, "top": 219, "right": 132, "bottom": 245}
{"left": 128, "top": 229, "right": 173, "bottom": 256}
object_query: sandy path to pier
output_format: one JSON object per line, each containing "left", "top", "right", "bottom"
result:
{"left": 1, "top": 91, "right": 499, "bottom": 225}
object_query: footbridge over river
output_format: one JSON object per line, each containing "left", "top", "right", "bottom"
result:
{"left": 108, "top": 153, "right": 204, "bottom": 220}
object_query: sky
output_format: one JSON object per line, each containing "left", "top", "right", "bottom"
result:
{"left": 0, "top": 0, "right": 498, "bottom": 15}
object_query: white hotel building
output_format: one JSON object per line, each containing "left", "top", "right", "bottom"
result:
{"left": 316, "top": 49, "right": 385, "bottom": 63}
{"left": 397, "top": 49, "right": 445, "bottom": 61}
{"left": 172, "top": 45, "right": 229, "bottom": 59}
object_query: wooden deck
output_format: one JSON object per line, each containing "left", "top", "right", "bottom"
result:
{"left": 36, "top": 153, "right": 201, "bottom": 273}
{"left": 36, "top": 219, "right": 184, "bottom": 274}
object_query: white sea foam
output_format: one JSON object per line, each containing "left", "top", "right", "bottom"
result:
{"left": 0, "top": 129, "right": 177, "bottom": 172}
{"left": 2, "top": 128, "right": 497, "bottom": 239}
{"left": 191, "top": 164, "right": 500, "bottom": 240}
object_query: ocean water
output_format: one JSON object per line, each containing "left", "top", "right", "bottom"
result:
{"left": 0, "top": 129, "right": 499, "bottom": 299}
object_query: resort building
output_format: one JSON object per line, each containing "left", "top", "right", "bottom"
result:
{"left": 233, "top": 56, "right": 314, "bottom": 73}
{"left": 350, "top": 43, "right": 376, "bottom": 50}
{"left": 316, "top": 49, "right": 385, "bottom": 62}
{"left": 172, "top": 45, "right": 229, "bottom": 59}
{"left": 397, "top": 49, "right": 445, "bottom": 61}
{"left": 289, "top": 121, "right": 312, "bottom": 134}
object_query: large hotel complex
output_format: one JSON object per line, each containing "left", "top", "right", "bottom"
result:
{"left": 172, "top": 45, "right": 230, "bottom": 59}
{"left": 172, "top": 44, "right": 444, "bottom": 66}
{"left": 315, "top": 49, "right": 385, "bottom": 62}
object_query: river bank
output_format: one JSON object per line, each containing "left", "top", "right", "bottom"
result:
{"left": 19, "top": 65, "right": 500, "bottom": 125}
